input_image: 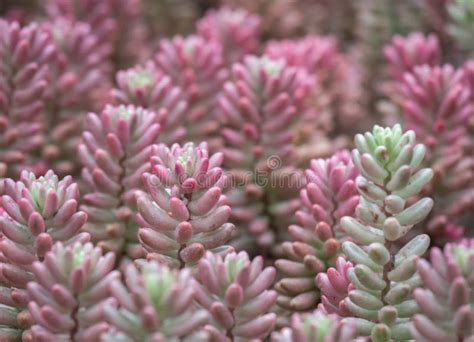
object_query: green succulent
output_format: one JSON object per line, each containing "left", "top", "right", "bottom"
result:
{"left": 341, "top": 125, "right": 434, "bottom": 341}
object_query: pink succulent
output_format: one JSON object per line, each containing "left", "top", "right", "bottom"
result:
{"left": 412, "top": 238, "right": 474, "bottom": 341}
{"left": 400, "top": 65, "right": 471, "bottom": 158}
{"left": 26, "top": 242, "right": 119, "bottom": 341}
{"left": 275, "top": 151, "right": 359, "bottom": 312}
{"left": 384, "top": 33, "right": 441, "bottom": 82}
{"left": 0, "top": 20, "right": 56, "bottom": 177}
{"left": 79, "top": 105, "right": 161, "bottom": 259}
{"left": 137, "top": 142, "right": 235, "bottom": 268}
{"left": 111, "top": 61, "right": 188, "bottom": 144}
{"left": 195, "top": 251, "right": 277, "bottom": 340}
{"left": 399, "top": 64, "right": 474, "bottom": 240}
{"left": 45, "top": 0, "right": 148, "bottom": 69}
{"left": 103, "top": 261, "right": 209, "bottom": 340}
{"left": 0, "top": 170, "right": 88, "bottom": 340}
{"left": 40, "top": 19, "right": 112, "bottom": 176}
{"left": 316, "top": 257, "right": 354, "bottom": 317}
{"left": 265, "top": 36, "right": 365, "bottom": 136}
{"left": 154, "top": 35, "right": 228, "bottom": 142}
{"left": 219, "top": 55, "right": 312, "bottom": 252}
{"left": 265, "top": 36, "right": 340, "bottom": 77}
{"left": 197, "top": 7, "right": 261, "bottom": 66}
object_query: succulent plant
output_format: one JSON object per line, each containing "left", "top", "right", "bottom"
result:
{"left": 26, "top": 241, "right": 119, "bottom": 341}
{"left": 380, "top": 32, "right": 442, "bottom": 129}
{"left": 46, "top": 18, "right": 112, "bottom": 113}
{"left": 398, "top": 65, "right": 473, "bottom": 240}
{"left": 45, "top": 0, "right": 148, "bottom": 70}
{"left": 41, "top": 19, "right": 112, "bottom": 176}
{"left": 218, "top": 55, "right": 312, "bottom": 253}
{"left": 265, "top": 36, "right": 364, "bottom": 137}
{"left": 265, "top": 36, "right": 339, "bottom": 77}
{"left": 79, "top": 104, "right": 161, "bottom": 259}
{"left": 45, "top": 0, "right": 116, "bottom": 45}
{"left": 1, "top": 2, "right": 474, "bottom": 341}
{"left": 137, "top": 142, "right": 235, "bottom": 268}
{"left": 197, "top": 7, "right": 261, "bottom": 66}
{"left": 271, "top": 309, "right": 356, "bottom": 342}
{"left": 103, "top": 260, "right": 209, "bottom": 341}
{"left": 383, "top": 33, "right": 441, "bottom": 83}
{"left": 340, "top": 125, "right": 434, "bottom": 341}
{"left": 316, "top": 256, "right": 354, "bottom": 317}
{"left": 0, "top": 19, "right": 55, "bottom": 177}
{"left": 0, "top": 170, "right": 88, "bottom": 340}
{"left": 411, "top": 238, "right": 474, "bottom": 341}
{"left": 154, "top": 35, "right": 228, "bottom": 142}
{"left": 275, "top": 151, "right": 359, "bottom": 312}
{"left": 195, "top": 251, "right": 277, "bottom": 341}
{"left": 399, "top": 65, "right": 471, "bottom": 156}
{"left": 111, "top": 61, "right": 187, "bottom": 144}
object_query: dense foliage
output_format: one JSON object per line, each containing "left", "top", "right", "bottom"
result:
{"left": 0, "top": 0, "right": 472, "bottom": 341}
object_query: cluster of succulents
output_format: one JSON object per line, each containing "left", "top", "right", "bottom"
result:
{"left": 0, "top": 0, "right": 472, "bottom": 341}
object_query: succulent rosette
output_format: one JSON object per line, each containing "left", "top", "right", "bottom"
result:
{"left": 411, "top": 238, "right": 474, "bottom": 341}
{"left": 0, "top": 20, "right": 55, "bottom": 177}
{"left": 219, "top": 55, "right": 313, "bottom": 253}
{"left": 112, "top": 61, "right": 187, "bottom": 144}
{"left": 271, "top": 309, "right": 356, "bottom": 342}
{"left": 197, "top": 7, "right": 261, "bottom": 66}
{"left": 340, "top": 125, "right": 434, "bottom": 341}
{"left": 275, "top": 151, "right": 359, "bottom": 312}
{"left": 0, "top": 170, "right": 88, "bottom": 340}
{"left": 40, "top": 19, "right": 112, "bottom": 176}
{"left": 103, "top": 261, "right": 209, "bottom": 341}
{"left": 195, "top": 251, "right": 277, "bottom": 341}
{"left": 45, "top": 0, "right": 148, "bottom": 70}
{"left": 137, "top": 142, "right": 235, "bottom": 268}
{"left": 26, "top": 242, "right": 119, "bottom": 341}
{"left": 400, "top": 65, "right": 473, "bottom": 241}
{"left": 265, "top": 35, "right": 364, "bottom": 136}
{"left": 154, "top": 35, "right": 228, "bottom": 142}
{"left": 383, "top": 33, "right": 441, "bottom": 83}
{"left": 79, "top": 104, "right": 161, "bottom": 259}
{"left": 316, "top": 256, "right": 354, "bottom": 317}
